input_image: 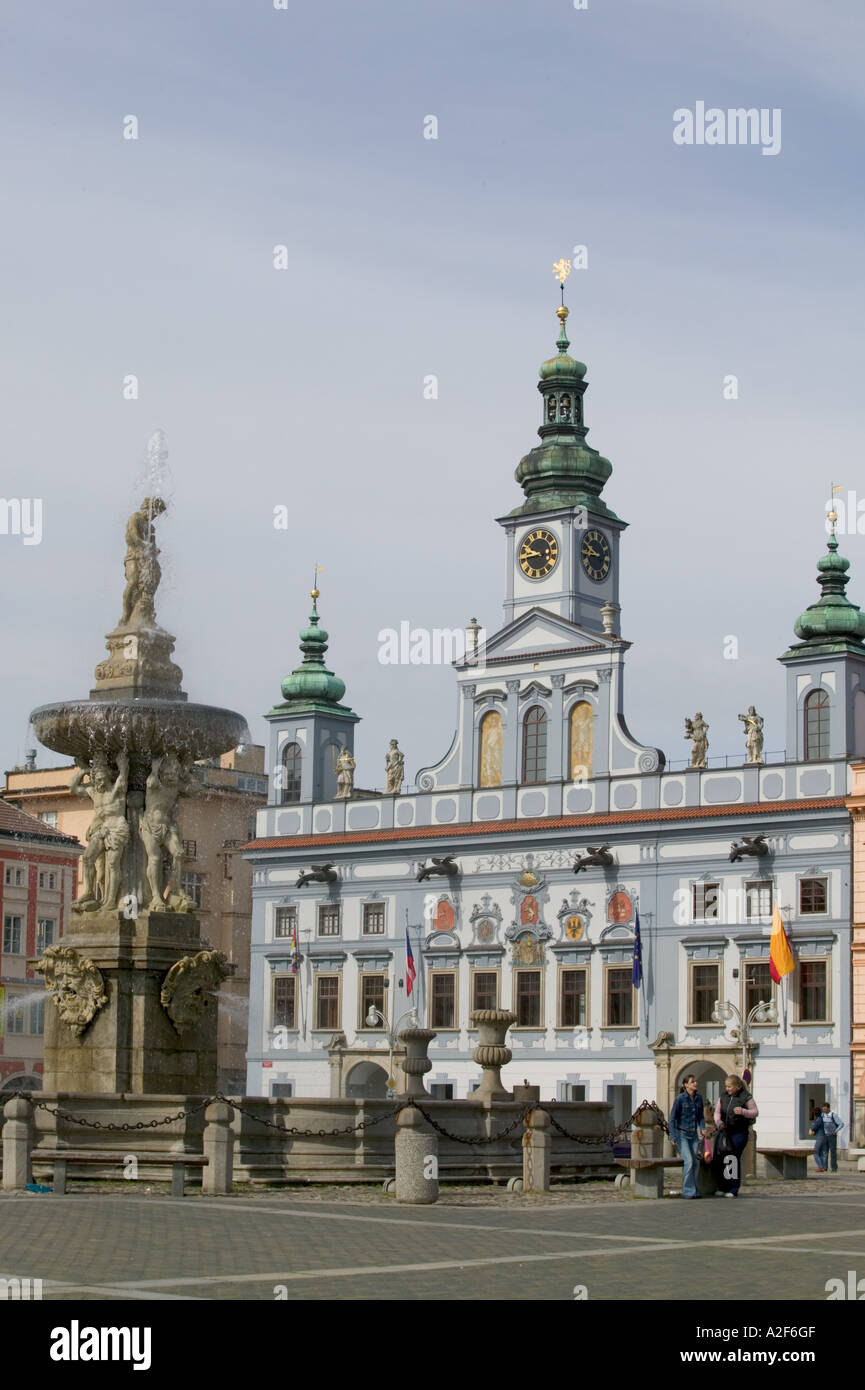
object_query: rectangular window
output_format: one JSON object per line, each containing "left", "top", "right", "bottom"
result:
{"left": 690, "top": 962, "right": 720, "bottom": 1024}
{"left": 471, "top": 970, "right": 498, "bottom": 1013}
{"left": 6, "top": 1002, "right": 25, "bottom": 1035}
{"left": 515, "top": 970, "right": 542, "bottom": 1027}
{"left": 36, "top": 919, "right": 55, "bottom": 953}
{"left": 800, "top": 878, "right": 828, "bottom": 915}
{"left": 430, "top": 973, "right": 456, "bottom": 1029}
{"left": 317, "top": 905, "right": 340, "bottom": 938}
{"left": 359, "top": 973, "right": 386, "bottom": 1027}
{"left": 4, "top": 867, "right": 23, "bottom": 887}
{"left": 37, "top": 870, "right": 57, "bottom": 890}
{"left": 605, "top": 967, "right": 634, "bottom": 1027}
{"left": 315, "top": 975, "right": 340, "bottom": 1030}
{"left": 271, "top": 1082, "right": 294, "bottom": 1098}
{"left": 559, "top": 968, "right": 587, "bottom": 1027}
{"left": 183, "top": 840, "right": 198, "bottom": 859}
{"left": 38, "top": 812, "right": 59, "bottom": 829}
{"left": 692, "top": 882, "right": 719, "bottom": 922}
{"left": 272, "top": 975, "right": 296, "bottom": 1030}
{"left": 743, "top": 960, "right": 773, "bottom": 1017}
{"left": 745, "top": 881, "right": 773, "bottom": 919}
{"left": 429, "top": 1083, "right": 454, "bottom": 1099}
{"left": 38, "top": 871, "right": 44, "bottom": 889}
{"left": 606, "top": 1083, "right": 635, "bottom": 1129}
{"left": 275, "top": 906, "right": 297, "bottom": 939}
{"left": 29, "top": 999, "right": 45, "bottom": 1035}
{"left": 362, "top": 903, "right": 385, "bottom": 936}
{"left": 565, "top": 1083, "right": 586, "bottom": 1102}
{"left": 3, "top": 915, "right": 23, "bottom": 954}
{"left": 180, "top": 872, "right": 204, "bottom": 909}
{"left": 798, "top": 960, "right": 828, "bottom": 1022}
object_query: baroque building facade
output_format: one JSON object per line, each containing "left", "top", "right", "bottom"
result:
{"left": 245, "top": 304, "right": 859, "bottom": 1148}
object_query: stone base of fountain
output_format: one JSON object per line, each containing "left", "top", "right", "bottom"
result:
{"left": 40, "top": 910, "right": 224, "bottom": 1095}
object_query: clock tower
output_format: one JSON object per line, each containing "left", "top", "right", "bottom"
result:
{"left": 498, "top": 302, "right": 626, "bottom": 636}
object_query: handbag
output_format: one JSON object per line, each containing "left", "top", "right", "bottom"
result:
{"left": 714, "top": 1129, "right": 733, "bottom": 1160}
{"left": 701, "top": 1133, "right": 716, "bottom": 1164}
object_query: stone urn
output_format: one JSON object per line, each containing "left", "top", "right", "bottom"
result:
{"left": 397, "top": 1026, "right": 437, "bottom": 1098}
{"left": 470, "top": 1009, "right": 517, "bottom": 1100}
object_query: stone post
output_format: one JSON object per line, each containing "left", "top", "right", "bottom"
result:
{"left": 2, "top": 1097, "right": 33, "bottom": 1191}
{"left": 397, "top": 1027, "right": 437, "bottom": 1098}
{"left": 395, "top": 1104, "right": 438, "bottom": 1204}
{"left": 470, "top": 1009, "right": 517, "bottom": 1101}
{"left": 522, "top": 1107, "right": 551, "bottom": 1192}
{"left": 202, "top": 1100, "right": 234, "bottom": 1195}
{"left": 629, "top": 1107, "right": 664, "bottom": 1198}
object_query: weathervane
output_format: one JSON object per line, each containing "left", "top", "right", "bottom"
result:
{"left": 552, "top": 258, "right": 571, "bottom": 307}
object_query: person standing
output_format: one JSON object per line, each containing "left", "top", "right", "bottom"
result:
{"left": 714, "top": 1074, "right": 758, "bottom": 1197}
{"left": 809, "top": 1108, "right": 829, "bottom": 1172}
{"left": 669, "top": 1074, "right": 706, "bottom": 1199}
{"left": 818, "top": 1103, "right": 845, "bottom": 1173}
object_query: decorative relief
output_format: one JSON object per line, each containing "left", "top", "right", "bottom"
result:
{"left": 160, "top": 950, "right": 235, "bottom": 1035}
{"left": 35, "top": 946, "right": 108, "bottom": 1038}
{"left": 557, "top": 892, "right": 593, "bottom": 941}
{"left": 468, "top": 894, "right": 502, "bottom": 945}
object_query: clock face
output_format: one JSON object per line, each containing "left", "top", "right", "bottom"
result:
{"left": 581, "top": 528, "right": 611, "bottom": 583}
{"left": 518, "top": 528, "right": 559, "bottom": 580}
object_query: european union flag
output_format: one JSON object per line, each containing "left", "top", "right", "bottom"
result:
{"left": 632, "top": 909, "right": 643, "bottom": 988}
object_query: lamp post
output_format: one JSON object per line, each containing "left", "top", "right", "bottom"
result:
{"left": 365, "top": 1005, "right": 418, "bottom": 1091}
{"left": 711, "top": 997, "right": 778, "bottom": 1080}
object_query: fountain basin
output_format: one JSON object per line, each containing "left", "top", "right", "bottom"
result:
{"left": 31, "top": 699, "right": 250, "bottom": 762}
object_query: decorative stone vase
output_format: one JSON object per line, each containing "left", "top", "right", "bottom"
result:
{"left": 397, "top": 1026, "right": 437, "bottom": 1098}
{"left": 470, "top": 1009, "right": 517, "bottom": 1101}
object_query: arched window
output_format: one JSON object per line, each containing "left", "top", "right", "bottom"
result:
{"left": 559, "top": 393, "right": 571, "bottom": 421}
{"left": 804, "top": 690, "right": 830, "bottom": 761}
{"left": 478, "top": 710, "right": 503, "bottom": 788}
{"left": 280, "top": 742, "right": 302, "bottom": 803}
{"left": 546, "top": 395, "right": 557, "bottom": 423}
{"left": 569, "top": 701, "right": 593, "bottom": 781}
{"left": 522, "top": 706, "right": 547, "bottom": 784}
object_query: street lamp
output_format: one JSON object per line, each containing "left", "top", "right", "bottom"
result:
{"left": 365, "top": 1005, "right": 419, "bottom": 1091}
{"left": 711, "top": 997, "right": 778, "bottom": 1079}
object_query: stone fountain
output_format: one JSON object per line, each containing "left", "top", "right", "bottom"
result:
{"left": 30, "top": 441, "right": 249, "bottom": 1093}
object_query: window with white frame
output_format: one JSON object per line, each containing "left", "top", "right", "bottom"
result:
{"left": 604, "top": 966, "right": 634, "bottom": 1027}
{"left": 559, "top": 967, "right": 587, "bottom": 1027}
{"left": 797, "top": 959, "right": 829, "bottom": 1022}
{"left": 429, "top": 972, "right": 456, "bottom": 1029}
{"left": 362, "top": 902, "right": 385, "bottom": 935}
{"left": 317, "top": 904, "right": 340, "bottom": 938}
{"left": 3, "top": 915, "right": 23, "bottom": 954}
{"left": 4, "top": 867, "right": 23, "bottom": 887}
{"left": 692, "top": 882, "right": 719, "bottom": 922}
{"left": 36, "top": 919, "right": 55, "bottom": 952}
{"left": 275, "top": 906, "right": 297, "bottom": 939}
{"left": 272, "top": 975, "right": 296, "bottom": 1030}
{"left": 689, "top": 961, "right": 720, "bottom": 1024}
{"left": 745, "top": 881, "right": 773, "bottom": 918}
{"left": 181, "top": 872, "right": 205, "bottom": 909}
{"left": 314, "top": 975, "right": 340, "bottom": 1030}
{"left": 800, "top": 878, "right": 828, "bottom": 915}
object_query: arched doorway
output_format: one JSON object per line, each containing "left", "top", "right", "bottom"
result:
{"left": 676, "top": 1061, "right": 726, "bottom": 1108}
{"left": 345, "top": 1061, "right": 389, "bottom": 1099}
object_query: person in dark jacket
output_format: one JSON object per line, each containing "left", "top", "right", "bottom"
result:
{"left": 809, "top": 1109, "right": 829, "bottom": 1172}
{"left": 713, "top": 1074, "right": 758, "bottom": 1197}
{"left": 669, "top": 1074, "right": 706, "bottom": 1198}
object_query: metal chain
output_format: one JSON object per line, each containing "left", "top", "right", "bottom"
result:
{"left": 404, "top": 1100, "right": 536, "bottom": 1145}
{"left": 30, "top": 1096, "right": 212, "bottom": 1131}
{"left": 542, "top": 1098, "right": 669, "bottom": 1145}
{"left": 211, "top": 1093, "right": 406, "bottom": 1138}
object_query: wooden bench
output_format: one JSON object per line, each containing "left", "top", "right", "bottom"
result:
{"left": 615, "top": 1156, "right": 683, "bottom": 1199}
{"left": 33, "top": 1149, "right": 208, "bottom": 1197}
{"left": 757, "top": 1147, "right": 812, "bottom": 1181}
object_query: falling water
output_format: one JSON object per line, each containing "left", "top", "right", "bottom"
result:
{"left": 0, "top": 988, "right": 49, "bottom": 1023}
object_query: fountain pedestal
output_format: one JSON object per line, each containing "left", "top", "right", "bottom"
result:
{"left": 40, "top": 910, "right": 222, "bottom": 1095}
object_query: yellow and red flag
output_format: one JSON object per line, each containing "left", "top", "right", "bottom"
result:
{"left": 769, "top": 906, "right": 795, "bottom": 983}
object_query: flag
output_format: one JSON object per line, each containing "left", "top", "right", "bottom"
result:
{"left": 290, "top": 920, "right": 299, "bottom": 975}
{"left": 769, "top": 906, "right": 795, "bottom": 983}
{"left": 405, "top": 928, "right": 416, "bottom": 997}
{"left": 632, "top": 909, "right": 643, "bottom": 988}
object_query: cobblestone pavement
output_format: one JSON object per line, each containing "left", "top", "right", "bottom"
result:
{"left": 1, "top": 1174, "right": 863, "bottom": 1301}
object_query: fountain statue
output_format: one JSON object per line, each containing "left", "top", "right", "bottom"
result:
{"left": 29, "top": 438, "right": 249, "bottom": 1093}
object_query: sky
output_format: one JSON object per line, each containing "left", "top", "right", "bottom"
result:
{"left": 1, "top": 0, "right": 863, "bottom": 788}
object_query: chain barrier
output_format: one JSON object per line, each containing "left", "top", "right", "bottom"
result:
{"left": 0, "top": 1091, "right": 668, "bottom": 1145}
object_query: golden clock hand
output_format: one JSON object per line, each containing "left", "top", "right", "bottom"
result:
{"left": 521, "top": 549, "right": 542, "bottom": 560}
{"left": 583, "top": 546, "right": 599, "bottom": 558}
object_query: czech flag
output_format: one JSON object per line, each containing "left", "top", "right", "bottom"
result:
{"left": 632, "top": 909, "right": 643, "bottom": 989}
{"left": 405, "top": 928, "right": 416, "bottom": 997}
{"left": 769, "top": 906, "right": 795, "bottom": 983}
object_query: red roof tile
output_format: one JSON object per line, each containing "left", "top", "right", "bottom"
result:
{"left": 244, "top": 796, "right": 847, "bottom": 853}
{"left": 0, "top": 800, "right": 80, "bottom": 846}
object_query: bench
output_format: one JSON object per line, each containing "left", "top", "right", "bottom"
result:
{"left": 615, "top": 1156, "right": 683, "bottom": 1199}
{"left": 757, "top": 1148, "right": 812, "bottom": 1181}
{"left": 33, "top": 1149, "right": 208, "bottom": 1197}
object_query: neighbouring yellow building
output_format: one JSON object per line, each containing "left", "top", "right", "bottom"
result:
{"left": 3, "top": 745, "right": 266, "bottom": 1089}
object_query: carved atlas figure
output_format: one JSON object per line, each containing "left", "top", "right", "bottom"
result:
{"left": 140, "top": 751, "right": 201, "bottom": 911}
{"left": 71, "top": 751, "right": 131, "bottom": 912}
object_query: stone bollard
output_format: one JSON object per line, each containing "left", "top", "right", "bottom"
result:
{"left": 522, "top": 1108, "right": 551, "bottom": 1192}
{"left": 629, "top": 1109, "right": 664, "bottom": 1199}
{"left": 202, "top": 1100, "right": 234, "bottom": 1195}
{"left": 470, "top": 1009, "right": 517, "bottom": 1101}
{"left": 397, "top": 1026, "right": 437, "bottom": 1098}
{"left": 395, "top": 1104, "right": 438, "bottom": 1204}
{"left": 2, "top": 1097, "right": 33, "bottom": 1191}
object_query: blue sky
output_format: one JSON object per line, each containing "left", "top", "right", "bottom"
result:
{"left": 1, "top": 0, "right": 863, "bottom": 784}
